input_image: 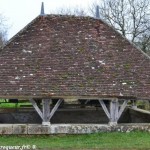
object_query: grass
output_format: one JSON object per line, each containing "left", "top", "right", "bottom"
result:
{"left": 0, "top": 99, "right": 32, "bottom": 108}
{"left": 0, "top": 103, "right": 32, "bottom": 108}
{"left": 0, "top": 132, "right": 149, "bottom": 149}
{"left": 0, "top": 100, "right": 149, "bottom": 149}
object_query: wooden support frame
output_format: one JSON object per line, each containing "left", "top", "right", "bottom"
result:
{"left": 99, "top": 99, "right": 128, "bottom": 125}
{"left": 29, "top": 98, "right": 63, "bottom": 126}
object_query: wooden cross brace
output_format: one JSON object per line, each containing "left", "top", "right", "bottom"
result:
{"left": 30, "top": 98, "right": 63, "bottom": 125}
{"left": 99, "top": 99, "right": 128, "bottom": 125}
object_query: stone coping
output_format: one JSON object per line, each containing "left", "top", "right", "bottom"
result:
{"left": 0, "top": 123, "right": 149, "bottom": 134}
{"left": 130, "top": 108, "right": 150, "bottom": 114}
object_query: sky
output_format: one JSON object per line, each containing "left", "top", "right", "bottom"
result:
{"left": 0, "top": 0, "right": 97, "bottom": 39}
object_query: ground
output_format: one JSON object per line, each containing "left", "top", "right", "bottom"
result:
{"left": 0, "top": 131, "right": 149, "bottom": 149}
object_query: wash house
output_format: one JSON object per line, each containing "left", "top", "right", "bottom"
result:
{"left": 0, "top": 5, "right": 150, "bottom": 127}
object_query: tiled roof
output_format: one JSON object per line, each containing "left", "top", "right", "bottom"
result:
{"left": 0, "top": 15, "right": 150, "bottom": 99}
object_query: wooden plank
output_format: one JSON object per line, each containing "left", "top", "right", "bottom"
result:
{"left": 42, "top": 99, "right": 50, "bottom": 122}
{"left": 29, "top": 99, "right": 43, "bottom": 119}
{"left": 3, "top": 95, "right": 150, "bottom": 101}
{"left": 49, "top": 99, "right": 63, "bottom": 120}
{"left": 99, "top": 100, "right": 110, "bottom": 119}
{"left": 118, "top": 100, "right": 128, "bottom": 119}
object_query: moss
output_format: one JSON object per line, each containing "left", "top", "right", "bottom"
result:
{"left": 121, "top": 80, "right": 136, "bottom": 86}
{"left": 112, "top": 73, "right": 118, "bottom": 77}
{"left": 124, "top": 63, "right": 131, "bottom": 70}
{"left": 78, "top": 47, "right": 85, "bottom": 52}
{"left": 79, "top": 83, "right": 84, "bottom": 87}
{"left": 115, "top": 64, "right": 120, "bottom": 69}
{"left": 107, "top": 53, "right": 113, "bottom": 58}
{"left": 60, "top": 73, "right": 69, "bottom": 79}
{"left": 97, "top": 67, "right": 104, "bottom": 72}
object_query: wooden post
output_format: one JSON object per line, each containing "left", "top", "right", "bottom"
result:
{"left": 109, "top": 99, "right": 119, "bottom": 126}
{"left": 131, "top": 100, "right": 137, "bottom": 109}
{"left": 42, "top": 99, "right": 50, "bottom": 126}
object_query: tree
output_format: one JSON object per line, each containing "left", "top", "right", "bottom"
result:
{"left": 91, "top": 0, "right": 150, "bottom": 53}
{"left": 51, "top": 7, "right": 87, "bottom": 16}
{"left": 0, "top": 14, "right": 8, "bottom": 47}
{"left": 137, "top": 31, "right": 150, "bottom": 53}
{"left": 0, "top": 30, "right": 7, "bottom": 47}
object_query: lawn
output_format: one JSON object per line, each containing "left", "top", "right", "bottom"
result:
{"left": 0, "top": 99, "right": 32, "bottom": 108}
{"left": 0, "top": 132, "right": 149, "bottom": 149}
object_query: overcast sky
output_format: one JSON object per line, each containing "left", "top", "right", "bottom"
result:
{"left": 0, "top": 0, "right": 97, "bottom": 39}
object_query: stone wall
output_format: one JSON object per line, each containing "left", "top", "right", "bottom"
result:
{"left": 129, "top": 108, "right": 150, "bottom": 123}
{"left": 0, "top": 124, "right": 150, "bottom": 134}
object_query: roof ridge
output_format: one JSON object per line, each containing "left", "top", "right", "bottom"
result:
{"left": 2, "top": 14, "right": 150, "bottom": 60}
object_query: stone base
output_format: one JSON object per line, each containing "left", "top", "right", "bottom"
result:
{"left": 42, "top": 122, "right": 51, "bottom": 126}
{"left": 109, "top": 122, "right": 118, "bottom": 126}
{"left": 132, "top": 106, "right": 138, "bottom": 109}
{"left": 0, "top": 123, "right": 149, "bottom": 134}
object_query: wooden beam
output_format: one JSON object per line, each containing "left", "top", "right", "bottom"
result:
{"left": 49, "top": 99, "right": 63, "bottom": 120}
{"left": 29, "top": 99, "right": 43, "bottom": 119}
{"left": 109, "top": 100, "right": 119, "bottom": 125}
{"left": 99, "top": 100, "right": 110, "bottom": 119}
{"left": 118, "top": 100, "right": 128, "bottom": 119}
{"left": 42, "top": 99, "right": 50, "bottom": 124}
{"left": 85, "top": 100, "right": 90, "bottom": 104}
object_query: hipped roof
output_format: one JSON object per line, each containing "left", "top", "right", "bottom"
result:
{"left": 0, "top": 15, "right": 150, "bottom": 100}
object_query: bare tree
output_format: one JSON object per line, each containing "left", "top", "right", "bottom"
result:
{"left": 137, "top": 32, "right": 150, "bottom": 53}
{"left": 0, "top": 14, "right": 8, "bottom": 47}
{"left": 91, "top": 0, "right": 150, "bottom": 53}
{"left": 0, "top": 30, "right": 7, "bottom": 47}
{"left": 51, "top": 7, "right": 87, "bottom": 16}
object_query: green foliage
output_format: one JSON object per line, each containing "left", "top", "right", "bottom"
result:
{"left": 137, "top": 101, "right": 150, "bottom": 110}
